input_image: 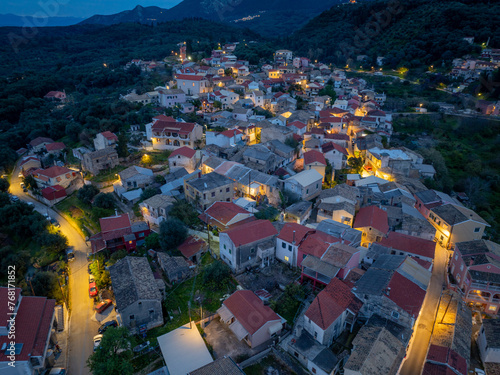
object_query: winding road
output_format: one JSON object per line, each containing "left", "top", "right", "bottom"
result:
{"left": 10, "top": 163, "right": 95, "bottom": 375}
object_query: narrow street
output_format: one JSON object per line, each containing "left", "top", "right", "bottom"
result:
{"left": 399, "top": 243, "right": 448, "bottom": 375}
{"left": 10, "top": 164, "right": 95, "bottom": 375}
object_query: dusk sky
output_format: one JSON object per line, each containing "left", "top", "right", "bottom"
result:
{"left": 0, "top": 0, "right": 183, "bottom": 18}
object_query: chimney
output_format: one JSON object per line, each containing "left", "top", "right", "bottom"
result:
{"left": 292, "top": 230, "right": 296, "bottom": 245}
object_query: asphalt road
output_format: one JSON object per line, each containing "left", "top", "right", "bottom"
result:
{"left": 399, "top": 243, "right": 448, "bottom": 375}
{"left": 10, "top": 164, "right": 95, "bottom": 375}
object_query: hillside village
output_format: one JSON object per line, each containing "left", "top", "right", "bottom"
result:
{"left": 3, "top": 39, "right": 500, "bottom": 375}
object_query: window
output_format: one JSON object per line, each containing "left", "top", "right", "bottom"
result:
{"left": 474, "top": 227, "right": 481, "bottom": 233}
{"left": 282, "top": 242, "right": 286, "bottom": 249}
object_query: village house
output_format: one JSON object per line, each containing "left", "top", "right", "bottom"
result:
{"left": 146, "top": 115, "right": 203, "bottom": 150}
{"left": 303, "top": 150, "right": 327, "bottom": 181}
{"left": 32, "top": 166, "right": 80, "bottom": 189}
{"left": 219, "top": 219, "right": 278, "bottom": 273}
{"left": 379, "top": 231, "right": 436, "bottom": 263}
{"left": 157, "top": 253, "right": 190, "bottom": 283}
{"left": 109, "top": 256, "right": 163, "bottom": 334}
{"left": 206, "top": 129, "right": 243, "bottom": 148}
{"left": 184, "top": 172, "right": 235, "bottom": 211}
{"left": 344, "top": 318, "right": 410, "bottom": 375}
{"left": 301, "top": 242, "right": 361, "bottom": 287}
{"left": 114, "top": 166, "right": 154, "bottom": 196}
{"left": 217, "top": 290, "right": 283, "bottom": 347}
{"left": 478, "top": 319, "right": 500, "bottom": 364}
{"left": 82, "top": 147, "right": 119, "bottom": 175}
{"left": 140, "top": 194, "right": 176, "bottom": 226}
{"left": 177, "top": 235, "right": 208, "bottom": 263}
{"left": 276, "top": 223, "right": 315, "bottom": 267}
{"left": 175, "top": 74, "right": 210, "bottom": 95}
{"left": 94, "top": 131, "right": 118, "bottom": 150}
{"left": 168, "top": 146, "right": 197, "bottom": 173}
{"left": 450, "top": 240, "right": 500, "bottom": 315}
{"left": 283, "top": 169, "right": 323, "bottom": 201}
{"left": 159, "top": 88, "right": 186, "bottom": 108}
{"left": 45, "top": 142, "right": 65, "bottom": 155}
{"left": 199, "top": 201, "right": 254, "bottom": 231}
{"left": 353, "top": 205, "right": 390, "bottom": 246}
{"left": 0, "top": 288, "right": 56, "bottom": 375}
{"left": 354, "top": 254, "right": 431, "bottom": 328}
{"left": 89, "top": 213, "right": 151, "bottom": 254}
{"left": 428, "top": 204, "right": 489, "bottom": 248}
{"left": 29, "top": 136, "right": 54, "bottom": 153}
{"left": 303, "top": 278, "right": 363, "bottom": 346}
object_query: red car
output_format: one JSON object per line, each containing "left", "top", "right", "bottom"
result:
{"left": 95, "top": 299, "right": 113, "bottom": 314}
{"left": 89, "top": 282, "right": 98, "bottom": 298}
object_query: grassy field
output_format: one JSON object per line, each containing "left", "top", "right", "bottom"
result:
{"left": 55, "top": 194, "right": 116, "bottom": 236}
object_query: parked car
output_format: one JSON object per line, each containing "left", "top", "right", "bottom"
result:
{"left": 94, "top": 299, "right": 113, "bottom": 314}
{"left": 89, "top": 282, "right": 98, "bottom": 298}
{"left": 93, "top": 334, "right": 103, "bottom": 351}
{"left": 98, "top": 320, "right": 118, "bottom": 334}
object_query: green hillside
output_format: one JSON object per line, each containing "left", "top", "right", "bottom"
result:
{"left": 288, "top": 0, "right": 500, "bottom": 68}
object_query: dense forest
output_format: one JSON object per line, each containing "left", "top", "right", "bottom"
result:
{"left": 0, "top": 19, "right": 264, "bottom": 173}
{"left": 287, "top": 0, "right": 500, "bottom": 68}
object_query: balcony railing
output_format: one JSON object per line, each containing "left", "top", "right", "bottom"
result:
{"left": 470, "top": 282, "right": 500, "bottom": 293}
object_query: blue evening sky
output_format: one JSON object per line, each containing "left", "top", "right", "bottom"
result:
{"left": 1, "top": 0, "right": 183, "bottom": 18}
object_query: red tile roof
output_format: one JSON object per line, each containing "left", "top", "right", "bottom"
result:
{"left": 387, "top": 272, "right": 426, "bottom": 317}
{"left": 223, "top": 290, "right": 281, "bottom": 334}
{"left": 278, "top": 223, "right": 314, "bottom": 244}
{"left": 303, "top": 150, "right": 326, "bottom": 166}
{"left": 35, "top": 165, "right": 72, "bottom": 179}
{"left": 169, "top": 146, "right": 196, "bottom": 159}
{"left": 176, "top": 74, "right": 206, "bottom": 81}
{"left": 45, "top": 142, "right": 66, "bottom": 151}
{"left": 379, "top": 232, "right": 436, "bottom": 260}
{"left": 0, "top": 291, "right": 55, "bottom": 362}
{"left": 305, "top": 278, "right": 362, "bottom": 330}
{"left": 223, "top": 219, "right": 277, "bottom": 247}
{"left": 202, "top": 202, "right": 252, "bottom": 227}
{"left": 151, "top": 120, "right": 196, "bottom": 135}
{"left": 299, "top": 231, "right": 340, "bottom": 258}
{"left": 220, "top": 129, "right": 242, "bottom": 138}
{"left": 0, "top": 287, "right": 21, "bottom": 326}
{"left": 100, "top": 213, "right": 131, "bottom": 233}
{"left": 178, "top": 235, "right": 207, "bottom": 259}
{"left": 100, "top": 131, "right": 118, "bottom": 141}
{"left": 426, "top": 345, "right": 467, "bottom": 375}
{"left": 287, "top": 120, "right": 307, "bottom": 130}
{"left": 353, "top": 206, "right": 389, "bottom": 234}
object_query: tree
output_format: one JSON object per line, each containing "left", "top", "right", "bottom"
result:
{"left": 159, "top": 218, "right": 188, "bottom": 251}
{"left": 140, "top": 187, "right": 158, "bottom": 201}
{"left": 116, "top": 133, "right": 129, "bottom": 158}
{"left": 0, "top": 178, "right": 9, "bottom": 193}
{"left": 87, "top": 326, "right": 133, "bottom": 375}
{"left": 347, "top": 156, "right": 364, "bottom": 174}
{"left": 77, "top": 184, "right": 100, "bottom": 205}
{"left": 203, "top": 261, "right": 231, "bottom": 289}
{"left": 23, "top": 175, "right": 38, "bottom": 191}
{"left": 93, "top": 193, "right": 115, "bottom": 209}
